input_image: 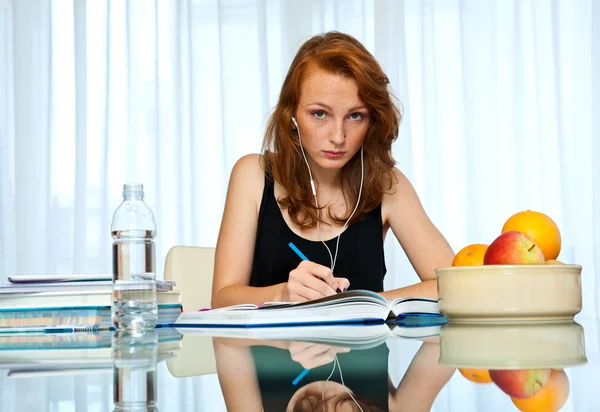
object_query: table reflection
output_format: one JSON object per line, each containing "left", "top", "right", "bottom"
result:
{"left": 0, "top": 319, "right": 595, "bottom": 412}
{"left": 212, "top": 334, "right": 454, "bottom": 412}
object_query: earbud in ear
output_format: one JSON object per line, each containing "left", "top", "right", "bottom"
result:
{"left": 291, "top": 116, "right": 299, "bottom": 130}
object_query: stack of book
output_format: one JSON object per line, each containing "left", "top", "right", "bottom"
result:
{"left": 0, "top": 274, "right": 182, "bottom": 332}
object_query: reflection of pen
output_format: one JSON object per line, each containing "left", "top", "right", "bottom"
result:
{"left": 0, "top": 326, "right": 109, "bottom": 334}
{"left": 1, "top": 323, "right": 174, "bottom": 335}
{"left": 292, "top": 368, "right": 310, "bottom": 386}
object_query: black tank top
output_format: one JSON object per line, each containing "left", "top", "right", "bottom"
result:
{"left": 249, "top": 174, "right": 387, "bottom": 291}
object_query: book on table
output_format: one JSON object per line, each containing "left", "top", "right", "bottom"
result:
{"left": 173, "top": 289, "right": 443, "bottom": 328}
{"left": 0, "top": 279, "right": 180, "bottom": 307}
{"left": 8, "top": 274, "right": 174, "bottom": 285}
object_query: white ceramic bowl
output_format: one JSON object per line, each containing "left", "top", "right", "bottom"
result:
{"left": 438, "top": 321, "right": 587, "bottom": 369}
{"left": 435, "top": 264, "right": 582, "bottom": 323}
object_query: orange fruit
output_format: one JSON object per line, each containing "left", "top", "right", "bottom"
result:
{"left": 452, "top": 244, "right": 488, "bottom": 266}
{"left": 545, "top": 260, "right": 564, "bottom": 265}
{"left": 502, "top": 211, "right": 561, "bottom": 260}
{"left": 459, "top": 368, "right": 493, "bottom": 384}
{"left": 511, "top": 369, "right": 569, "bottom": 412}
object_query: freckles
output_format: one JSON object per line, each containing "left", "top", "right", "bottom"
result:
{"left": 312, "top": 123, "right": 329, "bottom": 135}
{"left": 348, "top": 123, "right": 369, "bottom": 136}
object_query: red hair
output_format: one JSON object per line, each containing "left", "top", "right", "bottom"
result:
{"left": 262, "top": 31, "right": 401, "bottom": 229}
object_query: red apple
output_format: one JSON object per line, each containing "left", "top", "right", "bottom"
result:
{"left": 489, "top": 369, "right": 551, "bottom": 399}
{"left": 483, "top": 231, "right": 545, "bottom": 265}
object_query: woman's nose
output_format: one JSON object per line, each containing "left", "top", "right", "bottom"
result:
{"left": 329, "top": 122, "right": 346, "bottom": 145}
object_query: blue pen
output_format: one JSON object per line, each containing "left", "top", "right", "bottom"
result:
{"left": 288, "top": 242, "right": 342, "bottom": 293}
{"left": 288, "top": 242, "right": 309, "bottom": 261}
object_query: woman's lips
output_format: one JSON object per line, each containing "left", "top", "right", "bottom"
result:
{"left": 323, "top": 151, "right": 345, "bottom": 159}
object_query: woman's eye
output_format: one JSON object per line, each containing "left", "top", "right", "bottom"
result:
{"left": 312, "top": 111, "right": 326, "bottom": 119}
{"left": 349, "top": 112, "right": 364, "bottom": 121}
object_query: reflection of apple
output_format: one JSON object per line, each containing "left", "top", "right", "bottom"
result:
{"left": 483, "top": 231, "right": 545, "bottom": 265}
{"left": 511, "top": 369, "right": 570, "bottom": 411}
{"left": 489, "top": 369, "right": 551, "bottom": 399}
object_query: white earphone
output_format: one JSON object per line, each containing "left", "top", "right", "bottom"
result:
{"left": 291, "top": 115, "right": 365, "bottom": 273}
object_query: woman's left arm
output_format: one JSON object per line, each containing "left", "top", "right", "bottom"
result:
{"left": 381, "top": 168, "right": 455, "bottom": 299}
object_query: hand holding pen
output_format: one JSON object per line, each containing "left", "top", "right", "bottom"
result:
{"left": 287, "top": 242, "right": 351, "bottom": 386}
{"left": 285, "top": 242, "right": 350, "bottom": 303}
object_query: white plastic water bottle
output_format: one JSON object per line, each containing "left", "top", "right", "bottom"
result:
{"left": 111, "top": 183, "right": 158, "bottom": 330}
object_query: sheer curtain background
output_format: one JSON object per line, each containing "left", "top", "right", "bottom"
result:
{"left": 0, "top": 0, "right": 599, "bottom": 410}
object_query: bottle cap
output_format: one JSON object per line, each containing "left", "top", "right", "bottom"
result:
{"left": 123, "top": 183, "right": 144, "bottom": 198}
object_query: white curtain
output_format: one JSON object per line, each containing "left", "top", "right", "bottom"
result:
{"left": 0, "top": 0, "right": 599, "bottom": 410}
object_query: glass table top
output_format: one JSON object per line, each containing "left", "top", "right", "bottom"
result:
{"left": 0, "top": 317, "right": 598, "bottom": 411}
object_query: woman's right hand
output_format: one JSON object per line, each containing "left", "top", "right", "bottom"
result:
{"left": 282, "top": 260, "right": 350, "bottom": 302}
{"left": 287, "top": 341, "right": 351, "bottom": 369}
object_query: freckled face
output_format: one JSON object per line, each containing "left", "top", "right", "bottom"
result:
{"left": 294, "top": 66, "right": 370, "bottom": 171}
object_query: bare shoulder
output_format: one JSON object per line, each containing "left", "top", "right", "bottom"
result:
{"left": 231, "top": 153, "right": 264, "bottom": 178}
{"left": 228, "top": 153, "right": 265, "bottom": 212}
{"left": 388, "top": 167, "right": 412, "bottom": 192}
{"left": 381, "top": 167, "right": 421, "bottom": 225}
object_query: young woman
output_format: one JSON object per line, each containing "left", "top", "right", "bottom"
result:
{"left": 211, "top": 31, "right": 454, "bottom": 308}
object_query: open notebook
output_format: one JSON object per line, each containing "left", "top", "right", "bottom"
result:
{"left": 173, "top": 290, "right": 443, "bottom": 328}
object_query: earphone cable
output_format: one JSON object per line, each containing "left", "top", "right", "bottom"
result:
{"left": 294, "top": 118, "right": 364, "bottom": 273}
{"left": 297, "top": 127, "right": 335, "bottom": 268}
{"left": 331, "top": 145, "right": 364, "bottom": 273}
{"left": 322, "top": 355, "right": 364, "bottom": 412}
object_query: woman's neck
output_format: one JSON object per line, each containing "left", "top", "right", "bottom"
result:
{"left": 308, "top": 161, "right": 342, "bottom": 191}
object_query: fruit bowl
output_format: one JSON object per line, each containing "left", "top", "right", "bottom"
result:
{"left": 435, "top": 264, "right": 582, "bottom": 322}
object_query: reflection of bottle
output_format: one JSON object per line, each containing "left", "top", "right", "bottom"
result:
{"left": 112, "top": 330, "right": 158, "bottom": 412}
{"left": 111, "top": 183, "right": 158, "bottom": 330}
